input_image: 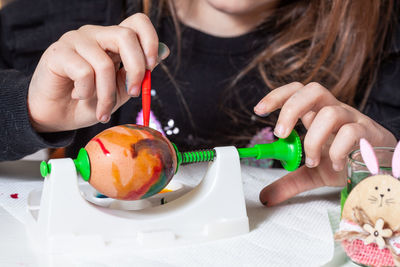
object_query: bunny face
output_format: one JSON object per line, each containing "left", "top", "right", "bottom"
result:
{"left": 342, "top": 138, "right": 400, "bottom": 230}
{"left": 342, "top": 174, "right": 400, "bottom": 230}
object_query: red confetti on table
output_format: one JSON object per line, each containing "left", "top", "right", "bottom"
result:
{"left": 10, "top": 193, "right": 19, "bottom": 199}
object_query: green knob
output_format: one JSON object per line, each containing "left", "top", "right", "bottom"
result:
{"left": 40, "top": 161, "right": 51, "bottom": 178}
{"left": 39, "top": 149, "right": 90, "bottom": 180}
{"left": 172, "top": 143, "right": 182, "bottom": 173}
{"left": 237, "top": 130, "right": 302, "bottom": 171}
{"left": 73, "top": 148, "right": 91, "bottom": 181}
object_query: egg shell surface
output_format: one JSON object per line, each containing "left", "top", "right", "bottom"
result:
{"left": 85, "top": 124, "right": 177, "bottom": 200}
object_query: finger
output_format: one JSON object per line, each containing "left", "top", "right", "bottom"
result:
{"left": 120, "top": 13, "right": 159, "bottom": 70}
{"left": 106, "top": 51, "right": 122, "bottom": 72}
{"left": 68, "top": 31, "right": 117, "bottom": 122}
{"left": 254, "top": 82, "right": 303, "bottom": 116}
{"left": 259, "top": 166, "right": 323, "bottom": 206}
{"left": 46, "top": 43, "right": 95, "bottom": 100}
{"left": 95, "top": 25, "right": 146, "bottom": 96}
{"left": 304, "top": 106, "right": 356, "bottom": 168}
{"left": 301, "top": 110, "right": 316, "bottom": 129}
{"left": 329, "top": 123, "right": 367, "bottom": 171}
{"left": 274, "top": 82, "right": 338, "bottom": 138}
{"left": 115, "top": 68, "right": 131, "bottom": 109}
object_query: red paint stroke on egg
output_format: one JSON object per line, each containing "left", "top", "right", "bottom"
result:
{"left": 10, "top": 193, "right": 18, "bottom": 199}
{"left": 394, "top": 243, "right": 400, "bottom": 249}
{"left": 93, "top": 138, "right": 111, "bottom": 156}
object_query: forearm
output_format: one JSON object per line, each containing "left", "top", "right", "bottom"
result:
{"left": 0, "top": 69, "right": 75, "bottom": 161}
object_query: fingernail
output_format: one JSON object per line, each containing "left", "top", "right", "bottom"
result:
{"left": 157, "top": 42, "right": 170, "bottom": 62}
{"left": 274, "top": 124, "right": 285, "bottom": 137}
{"left": 332, "top": 163, "right": 343, "bottom": 172}
{"left": 257, "top": 112, "right": 270, "bottom": 118}
{"left": 305, "top": 157, "right": 315, "bottom": 168}
{"left": 254, "top": 102, "right": 264, "bottom": 112}
{"left": 100, "top": 115, "right": 109, "bottom": 123}
{"left": 254, "top": 104, "right": 270, "bottom": 117}
{"left": 254, "top": 103, "right": 270, "bottom": 117}
{"left": 129, "top": 85, "right": 140, "bottom": 97}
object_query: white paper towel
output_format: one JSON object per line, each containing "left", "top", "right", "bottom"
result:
{"left": 0, "top": 161, "right": 341, "bottom": 267}
{"left": 0, "top": 181, "right": 42, "bottom": 223}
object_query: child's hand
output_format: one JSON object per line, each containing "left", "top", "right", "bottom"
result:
{"left": 254, "top": 82, "right": 397, "bottom": 206}
{"left": 28, "top": 13, "right": 169, "bottom": 132}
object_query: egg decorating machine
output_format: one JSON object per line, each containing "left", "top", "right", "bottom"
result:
{"left": 25, "top": 125, "right": 302, "bottom": 254}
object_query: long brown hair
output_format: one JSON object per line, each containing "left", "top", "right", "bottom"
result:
{"left": 142, "top": 0, "right": 396, "bottom": 110}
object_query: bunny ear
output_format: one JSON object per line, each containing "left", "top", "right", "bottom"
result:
{"left": 360, "top": 138, "right": 379, "bottom": 175}
{"left": 392, "top": 141, "right": 400, "bottom": 179}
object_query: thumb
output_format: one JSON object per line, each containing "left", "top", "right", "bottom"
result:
{"left": 259, "top": 165, "right": 324, "bottom": 206}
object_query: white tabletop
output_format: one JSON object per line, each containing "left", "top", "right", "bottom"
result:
{"left": 0, "top": 160, "right": 353, "bottom": 267}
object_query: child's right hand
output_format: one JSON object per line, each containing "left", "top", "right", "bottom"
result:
{"left": 27, "top": 13, "right": 168, "bottom": 132}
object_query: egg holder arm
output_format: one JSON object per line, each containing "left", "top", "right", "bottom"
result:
{"left": 26, "top": 130, "right": 301, "bottom": 254}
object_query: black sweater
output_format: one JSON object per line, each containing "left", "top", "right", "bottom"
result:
{"left": 0, "top": 0, "right": 399, "bottom": 160}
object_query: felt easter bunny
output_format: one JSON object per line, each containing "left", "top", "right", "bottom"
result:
{"left": 335, "top": 139, "right": 400, "bottom": 267}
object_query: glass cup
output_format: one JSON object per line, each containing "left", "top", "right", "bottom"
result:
{"left": 341, "top": 147, "right": 394, "bottom": 209}
{"left": 347, "top": 147, "right": 394, "bottom": 192}
{"left": 340, "top": 147, "right": 395, "bottom": 266}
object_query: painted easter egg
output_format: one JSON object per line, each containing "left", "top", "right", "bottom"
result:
{"left": 85, "top": 124, "right": 177, "bottom": 200}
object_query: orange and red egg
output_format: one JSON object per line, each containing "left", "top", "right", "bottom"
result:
{"left": 85, "top": 124, "right": 177, "bottom": 200}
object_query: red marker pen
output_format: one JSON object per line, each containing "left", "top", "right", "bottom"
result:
{"left": 141, "top": 70, "right": 151, "bottom": 127}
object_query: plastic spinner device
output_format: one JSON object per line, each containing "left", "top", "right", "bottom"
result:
{"left": 26, "top": 130, "right": 302, "bottom": 254}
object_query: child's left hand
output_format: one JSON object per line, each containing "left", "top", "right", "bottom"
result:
{"left": 254, "top": 82, "right": 397, "bottom": 206}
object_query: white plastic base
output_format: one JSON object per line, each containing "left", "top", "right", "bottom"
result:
{"left": 25, "top": 146, "right": 249, "bottom": 254}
